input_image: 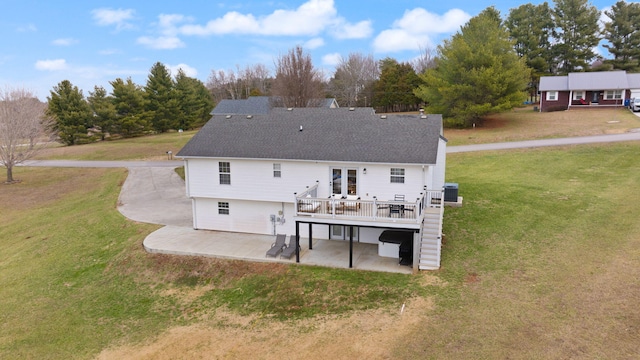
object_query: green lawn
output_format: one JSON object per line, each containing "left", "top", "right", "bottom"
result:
{"left": 394, "top": 143, "right": 640, "bottom": 358}
{"left": 0, "top": 168, "right": 424, "bottom": 359}
{"left": 3, "top": 142, "right": 639, "bottom": 358}
{"left": 2, "top": 109, "right": 640, "bottom": 358}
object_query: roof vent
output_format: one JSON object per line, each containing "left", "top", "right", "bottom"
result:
{"left": 225, "top": 115, "right": 232, "bottom": 119}
{"left": 299, "top": 125, "right": 303, "bottom": 132}
{"left": 246, "top": 115, "right": 253, "bottom": 119}
{"left": 380, "top": 115, "right": 387, "bottom": 119}
{"left": 287, "top": 107, "right": 293, "bottom": 111}
{"left": 349, "top": 107, "right": 355, "bottom": 111}
{"left": 420, "top": 115, "right": 427, "bottom": 119}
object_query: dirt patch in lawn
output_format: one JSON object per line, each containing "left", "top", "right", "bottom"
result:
{"left": 95, "top": 291, "right": 435, "bottom": 360}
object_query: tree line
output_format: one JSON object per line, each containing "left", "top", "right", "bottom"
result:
{"left": 38, "top": 0, "right": 640, "bottom": 144}
{"left": 46, "top": 62, "right": 214, "bottom": 146}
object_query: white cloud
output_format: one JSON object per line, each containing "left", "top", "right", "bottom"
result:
{"left": 16, "top": 23, "right": 37, "bottom": 32}
{"left": 373, "top": 8, "right": 471, "bottom": 53}
{"left": 52, "top": 38, "right": 77, "bottom": 46}
{"left": 305, "top": 37, "right": 325, "bottom": 49}
{"left": 91, "top": 8, "right": 135, "bottom": 30}
{"left": 137, "top": 36, "right": 185, "bottom": 50}
{"left": 35, "top": 59, "right": 68, "bottom": 71}
{"left": 331, "top": 20, "right": 373, "bottom": 39}
{"left": 180, "top": 0, "right": 350, "bottom": 37}
{"left": 599, "top": 6, "right": 611, "bottom": 31}
{"left": 135, "top": 14, "right": 191, "bottom": 50}
{"left": 322, "top": 52, "right": 342, "bottom": 66}
{"left": 167, "top": 63, "right": 198, "bottom": 77}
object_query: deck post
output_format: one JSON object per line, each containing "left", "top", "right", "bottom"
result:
{"left": 308, "top": 223, "right": 313, "bottom": 250}
{"left": 349, "top": 226, "right": 353, "bottom": 268}
{"left": 295, "top": 221, "right": 300, "bottom": 263}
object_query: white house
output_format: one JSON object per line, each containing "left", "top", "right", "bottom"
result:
{"left": 177, "top": 105, "right": 448, "bottom": 271}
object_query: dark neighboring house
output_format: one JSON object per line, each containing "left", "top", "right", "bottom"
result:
{"left": 539, "top": 71, "right": 640, "bottom": 112}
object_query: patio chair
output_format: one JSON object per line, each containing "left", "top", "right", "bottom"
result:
{"left": 389, "top": 203, "right": 404, "bottom": 217}
{"left": 266, "top": 234, "right": 287, "bottom": 257}
{"left": 280, "top": 235, "right": 300, "bottom": 259}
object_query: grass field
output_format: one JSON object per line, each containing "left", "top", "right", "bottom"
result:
{"left": 2, "top": 108, "right": 640, "bottom": 358}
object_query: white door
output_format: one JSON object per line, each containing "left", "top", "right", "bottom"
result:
{"left": 330, "top": 225, "right": 359, "bottom": 241}
{"left": 331, "top": 167, "right": 358, "bottom": 196}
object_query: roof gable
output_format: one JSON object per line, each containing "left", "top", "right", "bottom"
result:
{"left": 178, "top": 108, "right": 443, "bottom": 165}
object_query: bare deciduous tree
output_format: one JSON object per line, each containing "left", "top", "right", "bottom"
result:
{"left": 411, "top": 45, "right": 437, "bottom": 74}
{"left": 329, "top": 52, "right": 378, "bottom": 107}
{"left": 271, "top": 45, "right": 325, "bottom": 107}
{"left": 0, "top": 87, "right": 51, "bottom": 183}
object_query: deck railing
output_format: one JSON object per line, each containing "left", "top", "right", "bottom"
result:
{"left": 294, "top": 186, "right": 444, "bottom": 225}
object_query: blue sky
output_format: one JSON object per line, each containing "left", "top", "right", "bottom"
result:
{"left": 0, "top": 0, "right": 616, "bottom": 100}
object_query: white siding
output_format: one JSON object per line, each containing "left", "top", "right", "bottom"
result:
{"left": 432, "top": 138, "right": 447, "bottom": 190}
{"left": 186, "top": 158, "right": 327, "bottom": 202}
{"left": 193, "top": 197, "right": 330, "bottom": 237}
{"left": 185, "top": 158, "right": 435, "bottom": 202}
{"left": 186, "top": 156, "right": 444, "bottom": 241}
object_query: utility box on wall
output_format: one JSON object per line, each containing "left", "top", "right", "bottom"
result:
{"left": 444, "top": 183, "right": 459, "bottom": 202}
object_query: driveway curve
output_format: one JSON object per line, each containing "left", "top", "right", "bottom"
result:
{"left": 117, "top": 167, "right": 192, "bottom": 227}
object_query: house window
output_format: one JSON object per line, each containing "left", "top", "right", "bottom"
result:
{"left": 604, "top": 90, "right": 622, "bottom": 100}
{"left": 218, "top": 202, "right": 229, "bottom": 215}
{"left": 219, "top": 162, "right": 230, "bottom": 185}
{"left": 573, "top": 91, "right": 584, "bottom": 100}
{"left": 546, "top": 91, "right": 558, "bottom": 101}
{"left": 390, "top": 168, "right": 405, "bottom": 184}
{"left": 273, "top": 163, "right": 281, "bottom": 178}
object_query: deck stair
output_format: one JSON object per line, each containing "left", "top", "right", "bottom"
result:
{"left": 419, "top": 207, "right": 443, "bottom": 270}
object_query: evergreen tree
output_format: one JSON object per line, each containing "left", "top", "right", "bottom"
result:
{"left": 506, "top": 2, "right": 555, "bottom": 74}
{"left": 415, "top": 7, "right": 529, "bottom": 127}
{"left": 552, "top": 0, "right": 601, "bottom": 73}
{"left": 87, "top": 86, "right": 117, "bottom": 140}
{"left": 174, "top": 69, "right": 214, "bottom": 130}
{"left": 602, "top": 1, "right": 640, "bottom": 71}
{"left": 506, "top": 2, "right": 555, "bottom": 101}
{"left": 46, "top": 80, "right": 93, "bottom": 145}
{"left": 372, "top": 58, "right": 421, "bottom": 112}
{"left": 145, "top": 62, "right": 180, "bottom": 132}
{"left": 110, "top": 77, "right": 151, "bottom": 137}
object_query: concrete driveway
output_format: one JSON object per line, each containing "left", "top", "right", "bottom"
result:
{"left": 117, "top": 167, "right": 192, "bottom": 227}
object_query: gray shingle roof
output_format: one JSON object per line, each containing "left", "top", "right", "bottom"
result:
{"left": 178, "top": 108, "right": 443, "bottom": 165}
{"left": 628, "top": 73, "right": 640, "bottom": 89}
{"left": 211, "top": 96, "right": 273, "bottom": 115}
{"left": 539, "top": 71, "right": 639, "bottom": 91}
{"left": 568, "top": 71, "right": 628, "bottom": 90}
{"left": 539, "top": 76, "right": 568, "bottom": 91}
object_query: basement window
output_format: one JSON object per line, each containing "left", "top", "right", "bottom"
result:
{"left": 218, "top": 202, "right": 229, "bottom": 215}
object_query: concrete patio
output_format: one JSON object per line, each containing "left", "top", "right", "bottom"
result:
{"left": 143, "top": 226, "right": 413, "bottom": 274}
